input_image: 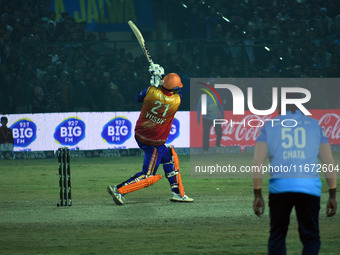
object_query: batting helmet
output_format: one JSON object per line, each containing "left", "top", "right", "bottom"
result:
{"left": 161, "top": 73, "right": 183, "bottom": 90}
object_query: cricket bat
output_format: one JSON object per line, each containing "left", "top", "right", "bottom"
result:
{"left": 128, "top": 20, "right": 155, "bottom": 68}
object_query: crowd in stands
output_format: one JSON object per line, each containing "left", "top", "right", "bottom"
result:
{"left": 1, "top": 0, "right": 340, "bottom": 114}
{"left": 0, "top": 0, "right": 138, "bottom": 114}
{"left": 159, "top": 0, "right": 340, "bottom": 78}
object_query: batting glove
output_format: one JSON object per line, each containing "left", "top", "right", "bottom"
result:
{"left": 149, "top": 63, "right": 164, "bottom": 78}
{"left": 150, "top": 75, "right": 162, "bottom": 87}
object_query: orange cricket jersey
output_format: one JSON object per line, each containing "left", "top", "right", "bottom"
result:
{"left": 135, "top": 86, "right": 181, "bottom": 146}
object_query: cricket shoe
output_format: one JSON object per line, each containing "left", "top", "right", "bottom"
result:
{"left": 170, "top": 192, "right": 194, "bottom": 202}
{"left": 107, "top": 185, "right": 125, "bottom": 205}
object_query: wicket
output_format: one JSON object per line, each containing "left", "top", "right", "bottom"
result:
{"left": 57, "top": 147, "right": 72, "bottom": 207}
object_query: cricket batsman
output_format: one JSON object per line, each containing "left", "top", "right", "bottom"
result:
{"left": 107, "top": 64, "right": 193, "bottom": 205}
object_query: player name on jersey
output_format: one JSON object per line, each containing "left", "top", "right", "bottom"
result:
{"left": 146, "top": 112, "right": 166, "bottom": 124}
{"left": 283, "top": 150, "right": 306, "bottom": 160}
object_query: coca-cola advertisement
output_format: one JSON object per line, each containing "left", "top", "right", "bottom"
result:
{"left": 311, "top": 110, "right": 340, "bottom": 144}
{"left": 190, "top": 109, "right": 340, "bottom": 149}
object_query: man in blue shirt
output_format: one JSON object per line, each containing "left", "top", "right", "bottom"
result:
{"left": 252, "top": 104, "right": 337, "bottom": 255}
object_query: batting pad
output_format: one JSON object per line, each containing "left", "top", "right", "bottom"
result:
{"left": 118, "top": 175, "right": 162, "bottom": 194}
{"left": 170, "top": 146, "right": 185, "bottom": 197}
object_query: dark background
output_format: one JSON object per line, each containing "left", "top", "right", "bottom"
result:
{"left": 1, "top": 0, "right": 340, "bottom": 114}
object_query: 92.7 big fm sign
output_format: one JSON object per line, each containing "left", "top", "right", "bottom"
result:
{"left": 10, "top": 118, "right": 37, "bottom": 147}
{"left": 54, "top": 117, "right": 86, "bottom": 146}
{"left": 101, "top": 116, "right": 132, "bottom": 145}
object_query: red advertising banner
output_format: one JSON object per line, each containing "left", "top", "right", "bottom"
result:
{"left": 190, "top": 109, "right": 340, "bottom": 149}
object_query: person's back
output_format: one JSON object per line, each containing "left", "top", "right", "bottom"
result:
{"left": 0, "top": 117, "right": 14, "bottom": 156}
{"left": 258, "top": 110, "right": 327, "bottom": 196}
{"left": 135, "top": 74, "right": 182, "bottom": 146}
{"left": 264, "top": 111, "right": 323, "bottom": 167}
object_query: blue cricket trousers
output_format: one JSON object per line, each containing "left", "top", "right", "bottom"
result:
{"left": 268, "top": 192, "right": 321, "bottom": 255}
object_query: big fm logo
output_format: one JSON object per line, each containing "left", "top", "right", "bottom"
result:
{"left": 101, "top": 116, "right": 132, "bottom": 145}
{"left": 54, "top": 117, "right": 85, "bottom": 146}
{"left": 166, "top": 118, "right": 180, "bottom": 144}
{"left": 10, "top": 118, "right": 37, "bottom": 147}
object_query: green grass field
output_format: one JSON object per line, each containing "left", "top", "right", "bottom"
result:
{"left": 1, "top": 152, "right": 339, "bottom": 255}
